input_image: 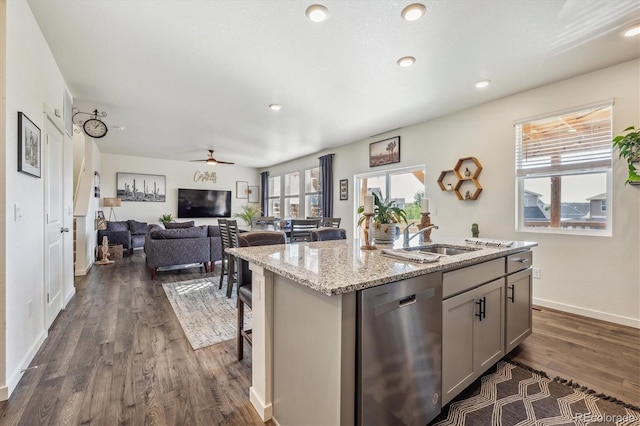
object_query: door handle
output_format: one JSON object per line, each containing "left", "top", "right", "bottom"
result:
{"left": 60, "top": 227, "right": 70, "bottom": 233}
{"left": 508, "top": 284, "right": 515, "bottom": 302}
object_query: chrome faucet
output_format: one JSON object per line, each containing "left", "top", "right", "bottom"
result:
{"left": 403, "top": 222, "right": 439, "bottom": 248}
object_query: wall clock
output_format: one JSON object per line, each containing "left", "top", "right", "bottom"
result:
{"left": 83, "top": 118, "right": 108, "bottom": 138}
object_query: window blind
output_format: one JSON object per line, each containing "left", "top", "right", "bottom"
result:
{"left": 515, "top": 104, "right": 612, "bottom": 176}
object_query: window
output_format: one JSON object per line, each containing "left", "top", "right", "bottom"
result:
{"left": 305, "top": 167, "right": 321, "bottom": 218}
{"left": 515, "top": 101, "right": 612, "bottom": 235}
{"left": 355, "top": 165, "right": 427, "bottom": 234}
{"left": 284, "top": 171, "right": 300, "bottom": 218}
{"left": 268, "top": 176, "right": 281, "bottom": 218}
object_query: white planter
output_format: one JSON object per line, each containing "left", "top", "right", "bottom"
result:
{"left": 373, "top": 223, "right": 397, "bottom": 244}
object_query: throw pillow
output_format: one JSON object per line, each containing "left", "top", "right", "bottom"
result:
{"left": 150, "top": 225, "right": 208, "bottom": 239}
{"left": 106, "top": 221, "right": 129, "bottom": 232}
{"left": 164, "top": 221, "right": 195, "bottom": 229}
{"left": 128, "top": 220, "right": 149, "bottom": 235}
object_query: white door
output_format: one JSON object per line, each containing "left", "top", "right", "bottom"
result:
{"left": 44, "top": 111, "right": 65, "bottom": 329}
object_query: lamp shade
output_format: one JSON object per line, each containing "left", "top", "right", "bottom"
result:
{"left": 103, "top": 197, "right": 122, "bottom": 207}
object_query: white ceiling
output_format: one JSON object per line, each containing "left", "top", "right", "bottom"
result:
{"left": 28, "top": 0, "right": 640, "bottom": 168}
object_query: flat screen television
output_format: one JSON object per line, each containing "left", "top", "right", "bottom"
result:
{"left": 178, "top": 188, "right": 231, "bottom": 218}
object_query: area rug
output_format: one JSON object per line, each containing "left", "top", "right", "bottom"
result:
{"left": 431, "top": 360, "right": 640, "bottom": 425}
{"left": 162, "top": 277, "right": 251, "bottom": 350}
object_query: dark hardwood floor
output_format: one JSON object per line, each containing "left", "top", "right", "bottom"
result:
{"left": 1, "top": 252, "right": 638, "bottom": 424}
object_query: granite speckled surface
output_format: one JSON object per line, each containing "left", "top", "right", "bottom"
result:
{"left": 227, "top": 238, "right": 537, "bottom": 296}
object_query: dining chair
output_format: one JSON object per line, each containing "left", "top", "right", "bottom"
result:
{"left": 236, "top": 231, "right": 287, "bottom": 361}
{"left": 289, "top": 218, "right": 321, "bottom": 242}
{"left": 224, "top": 219, "right": 240, "bottom": 298}
{"left": 321, "top": 217, "right": 341, "bottom": 228}
{"left": 218, "top": 219, "right": 240, "bottom": 297}
{"left": 251, "top": 216, "right": 275, "bottom": 229}
{"left": 310, "top": 227, "right": 347, "bottom": 241}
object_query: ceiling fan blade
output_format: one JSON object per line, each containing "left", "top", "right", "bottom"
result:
{"left": 216, "top": 160, "right": 235, "bottom": 165}
{"left": 189, "top": 159, "right": 208, "bottom": 162}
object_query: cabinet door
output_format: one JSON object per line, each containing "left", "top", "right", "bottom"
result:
{"left": 474, "top": 278, "right": 505, "bottom": 374}
{"left": 506, "top": 268, "right": 532, "bottom": 353}
{"left": 442, "top": 291, "right": 475, "bottom": 405}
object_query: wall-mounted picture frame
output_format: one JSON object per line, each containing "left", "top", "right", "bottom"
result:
{"left": 95, "top": 210, "right": 107, "bottom": 230}
{"left": 236, "top": 181, "right": 248, "bottom": 199}
{"left": 369, "top": 136, "right": 400, "bottom": 167}
{"left": 116, "top": 172, "right": 166, "bottom": 202}
{"left": 18, "top": 112, "right": 41, "bottom": 178}
{"left": 248, "top": 185, "right": 259, "bottom": 203}
{"left": 340, "top": 179, "right": 348, "bottom": 200}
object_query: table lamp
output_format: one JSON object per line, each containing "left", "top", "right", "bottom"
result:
{"left": 103, "top": 197, "right": 122, "bottom": 221}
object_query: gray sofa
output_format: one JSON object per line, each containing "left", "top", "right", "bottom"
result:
{"left": 98, "top": 219, "right": 150, "bottom": 256}
{"left": 144, "top": 224, "right": 223, "bottom": 279}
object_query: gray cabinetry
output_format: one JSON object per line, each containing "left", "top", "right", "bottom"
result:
{"left": 442, "top": 278, "right": 505, "bottom": 405}
{"left": 505, "top": 258, "right": 533, "bottom": 352}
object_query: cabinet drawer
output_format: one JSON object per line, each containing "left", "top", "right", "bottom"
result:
{"left": 506, "top": 251, "right": 533, "bottom": 274}
{"left": 443, "top": 258, "right": 503, "bottom": 299}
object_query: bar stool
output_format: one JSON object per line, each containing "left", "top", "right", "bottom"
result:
{"left": 236, "top": 231, "right": 287, "bottom": 361}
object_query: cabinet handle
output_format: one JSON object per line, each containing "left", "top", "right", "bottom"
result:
{"left": 510, "top": 257, "right": 529, "bottom": 264}
{"left": 508, "top": 284, "right": 515, "bottom": 303}
{"left": 475, "top": 296, "right": 486, "bottom": 321}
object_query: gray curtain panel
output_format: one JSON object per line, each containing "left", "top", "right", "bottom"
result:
{"left": 319, "top": 154, "right": 334, "bottom": 217}
{"left": 260, "top": 171, "right": 269, "bottom": 216}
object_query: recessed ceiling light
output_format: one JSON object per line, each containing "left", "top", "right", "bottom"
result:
{"left": 397, "top": 56, "right": 416, "bottom": 67}
{"left": 305, "top": 4, "right": 329, "bottom": 22}
{"left": 624, "top": 24, "right": 640, "bottom": 37}
{"left": 269, "top": 104, "right": 282, "bottom": 111}
{"left": 475, "top": 79, "right": 491, "bottom": 88}
{"left": 401, "top": 3, "right": 426, "bottom": 21}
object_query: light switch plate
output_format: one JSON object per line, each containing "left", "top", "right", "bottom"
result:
{"left": 14, "top": 202, "right": 22, "bottom": 222}
{"left": 532, "top": 268, "right": 541, "bottom": 279}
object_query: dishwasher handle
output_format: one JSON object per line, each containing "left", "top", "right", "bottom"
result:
{"left": 374, "top": 287, "right": 435, "bottom": 316}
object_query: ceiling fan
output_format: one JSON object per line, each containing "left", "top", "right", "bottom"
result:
{"left": 190, "top": 149, "right": 235, "bottom": 165}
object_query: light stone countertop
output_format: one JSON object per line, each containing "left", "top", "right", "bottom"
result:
{"left": 227, "top": 238, "right": 537, "bottom": 296}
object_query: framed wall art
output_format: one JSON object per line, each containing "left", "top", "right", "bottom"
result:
{"left": 236, "top": 181, "right": 248, "bottom": 199}
{"left": 248, "top": 185, "right": 259, "bottom": 203}
{"left": 18, "top": 112, "right": 41, "bottom": 178}
{"left": 116, "top": 172, "right": 166, "bottom": 202}
{"left": 369, "top": 136, "right": 400, "bottom": 167}
{"left": 340, "top": 179, "right": 348, "bottom": 200}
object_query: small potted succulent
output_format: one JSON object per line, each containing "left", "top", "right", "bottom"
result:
{"left": 358, "top": 193, "right": 407, "bottom": 243}
{"left": 233, "top": 204, "right": 262, "bottom": 225}
{"left": 612, "top": 125, "right": 640, "bottom": 184}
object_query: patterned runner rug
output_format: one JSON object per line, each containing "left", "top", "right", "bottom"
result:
{"left": 162, "top": 277, "right": 251, "bottom": 350}
{"left": 431, "top": 361, "right": 640, "bottom": 425}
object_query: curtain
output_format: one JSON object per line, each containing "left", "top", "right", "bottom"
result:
{"left": 260, "top": 171, "right": 269, "bottom": 215}
{"left": 318, "top": 154, "right": 334, "bottom": 217}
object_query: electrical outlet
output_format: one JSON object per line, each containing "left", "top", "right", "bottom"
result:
{"left": 28, "top": 300, "right": 33, "bottom": 317}
{"left": 532, "top": 268, "right": 541, "bottom": 279}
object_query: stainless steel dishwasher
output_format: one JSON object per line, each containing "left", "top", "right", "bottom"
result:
{"left": 357, "top": 273, "right": 442, "bottom": 426}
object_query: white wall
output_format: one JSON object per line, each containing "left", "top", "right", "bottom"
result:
{"left": 265, "top": 60, "right": 640, "bottom": 328}
{"left": 100, "top": 153, "right": 259, "bottom": 226}
{"left": 3, "top": 0, "right": 74, "bottom": 398}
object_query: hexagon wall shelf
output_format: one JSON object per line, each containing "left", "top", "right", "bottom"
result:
{"left": 437, "top": 156, "right": 483, "bottom": 200}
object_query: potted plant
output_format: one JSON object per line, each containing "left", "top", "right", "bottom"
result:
{"left": 159, "top": 213, "right": 174, "bottom": 224}
{"left": 233, "top": 204, "right": 262, "bottom": 225}
{"left": 612, "top": 125, "right": 640, "bottom": 184}
{"left": 358, "top": 193, "right": 407, "bottom": 243}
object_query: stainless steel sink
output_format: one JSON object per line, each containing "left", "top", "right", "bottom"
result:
{"left": 405, "top": 244, "right": 480, "bottom": 256}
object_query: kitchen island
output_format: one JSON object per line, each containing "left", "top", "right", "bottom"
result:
{"left": 228, "top": 238, "right": 537, "bottom": 425}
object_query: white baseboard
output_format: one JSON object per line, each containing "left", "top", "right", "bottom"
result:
{"left": 74, "top": 262, "right": 92, "bottom": 276}
{"left": 64, "top": 287, "right": 76, "bottom": 305}
{"left": 5, "top": 330, "right": 47, "bottom": 399}
{"left": 533, "top": 297, "right": 640, "bottom": 329}
{"left": 250, "top": 386, "right": 273, "bottom": 422}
